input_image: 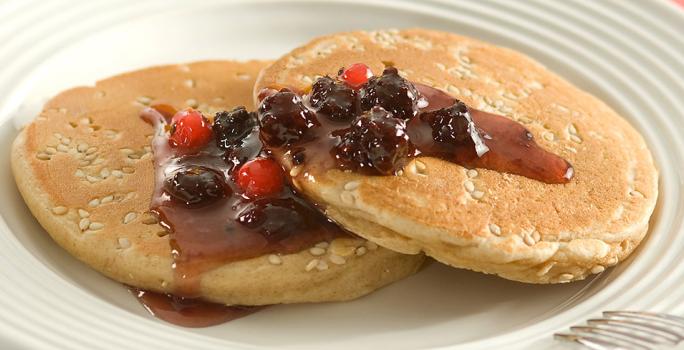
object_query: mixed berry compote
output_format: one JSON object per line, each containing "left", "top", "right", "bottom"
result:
{"left": 257, "top": 64, "right": 573, "bottom": 183}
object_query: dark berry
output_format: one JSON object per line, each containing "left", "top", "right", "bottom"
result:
{"left": 258, "top": 90, "right": 319, "bottom": 147}
{"left": 360, "top": 67, "right": 420, "bottom": 120}
{"left": 339, "top": 63, "right": 372, "bottom": 88}
{"left": 236, "top": 158, "right": 284, "bottom": 198}
{"left": 309, "top": 76, "right": 360, "bottom": 122}
{"left": 420, "top": 100, "right": 488, "bottom": 156}
{"left": 168, "top": 109, "right": 213, "bottom": 152}
{"left": 213, "top": 107, "right": 257, "bottom": 149}
{"left": 332, "top": 107, "right": 411, "bottom": 175}
{"left": 237, "top": 198, "right": 313, "bottom": 242}
{"left": 164, "top": 166, "right": 228, "bottom": 207}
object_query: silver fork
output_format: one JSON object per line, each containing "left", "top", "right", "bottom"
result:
{"left": 554, "top": 311, "right": 684, "bottom": 349}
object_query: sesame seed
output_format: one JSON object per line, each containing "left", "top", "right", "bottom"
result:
{"left": 309, "top": 247, "right": 326, "bottom": 256}
{"left": 415, "top": 160, "right": 427, "bottom": 172}
{"left": 542, "top": 131, "right": 555, "bottom": 141}
{"left": 365, "top": 241, "right": 378, "bottom": 250}
{"left": 36, "top": 153, "right": 50, "bottom": 160}
{"left": 118, "top": 238, "right": 131, "bottom": 249}
{"left": 289, "top": 166, "right": 301, "bottom": 177}
{"left": 532, "top": 230, "right": 541, "bottom": 242}
{"left": 122, "top": 167, "right": 135, "bottom": 174}
{"left": 141, "top": 212, "right": 159, "bottom": 225}
{"left": 86, "top": 147, "right": 97, "bottom": 155}
{"left": 61, "top": 138, "right": 71, "bottom": 145}
{"left": 471, "top": 191, "right": 485, "bottom": 199}
{"left": 120, "top": 148, "right": 134, "bottom": 155}
{"left": 466, "top": 169, "right": 478, "bottom": 178}
{"left": 57, "top": 144, "right": 69, "bottom": 152}
{"left": 305, "top": 259, "right": 319, "bottom": 271}
{"left": 268, "top": 254, "right": 282, "bottom": 265}
{"left": 607, "top": 257, "right": 618, "bottom": 265}
{"left": 79, "top": 160, "right": 90, "bottom": 166}
{"left": 136, "top": 96, "right": 152, "bottom": 105}
{"left": 329, "top": 254, "right": 346, "bottom": 265}
{"left": 161, "top": 280, "right": 169, "bottom": 288}
{"left": 100, "top": 168, "right": 110, "bottom": 178}
{"left": 568, "top": 123, "right": 578, "bottom": 134}
{"left": 489, "top": 223, "right": 501, "bottom": 235}
{"left": 355, "top": 247, "right": 367, "bottom": 256}
{"left": 559, "top": 273, "right": 574, "bottom": 281}
{"left": 523, "top": 234, "right": 535, "bottom": 246}
{"left": 84, "top": 153, "right": 97, "bottom": 161}
{"left": 86, "top": 175, "right": 99, "bottom": 183}
{"left": 54, "top": 133, "right": 63, "bottom": 140}
{"left": 464, "top": 180, "right": 475, "bottom": 192}
{"left": 396, "top": 169, "right": 404, "bottom": 176}
{"left": 186, "top": 99, "right": 198, "bottom": 108}
{"left": 128, "top": 154, "right": 141, "bottom": 159}
{"left": 88, "top": 199, "right": 100, "bottom": 207}
{"left": 184, "top": 79, "right": 196, "bottom": 88}
{"left": 45, "top": 147, "right": 57, "bottom": 155}
{"left": 316, "top": 260, "right": 329, "bottom": 271}
{"left": 79, "top": 218, "right": 91, "bottom": 230}
{"left": 340, "top": 191, "right": 355, "bottom": 205}
{"left": 315, "top": 242, "right": 329, "bottom": 249}
{"left": 591, "top": 265, "right": 605, "bottom": 274}
{"left": 101, "top": 195, "right": 113, "bottom": 204}
{"left": 92, "top": 158, "right": 104, "bottom": 165}
{"left": 570, "top": 135, "right": 582, "bottom": 143}
{"left": 344, "top": 181, "right": 360, "bottom": 191}
{"left": 51, "top": 206, "right": 68, "bottom": 215}
{"left": 78, "top": 209, "right": 90, "bottom": 218}
{"left": 112, "top": 170, "right": 123, "bottom": 178}
{"left": 123, "top": 212, "right": 137, "bottom": 224}
{"left": 89, "top": 222, "right": 104, "bottom": 231}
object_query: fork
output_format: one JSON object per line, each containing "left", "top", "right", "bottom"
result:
{"left": 554, "top": 311, "right": 684, "bottom": 349}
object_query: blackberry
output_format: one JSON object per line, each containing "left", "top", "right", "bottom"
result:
{"left": 309, "top": 76, "right": 360, "bottom": 122}
{"left": 420, "top": 100, "right": 489, "bottom": 156}
{"left": 332, "top": 107, "right": 411, "bottom": 175}
{"left": 258, "top": 90, "right": 319, "bottom": 147}
{"left": 164, "top": 166, "right": 228, "bottom": 208}
{"left": 213, "top": 107, "right": 257, "bottom": 149}
{"left": 360, "top": 67, "right": 420, "bottom": 120}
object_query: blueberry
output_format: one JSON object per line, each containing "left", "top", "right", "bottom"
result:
{"left": 360, "top": 67, "right": 420, "bottom": 120}
{"left": 258, "top": 90, "right": 319, "bottom": 147}
{"left": 332, "top": 107, "right": 411, "bottom": 175}
{"left": 309, "top": 76, "right": 360, "bottom": 122}
{"left": 164, "top": 166, "right": 228, "bottom": 207}
{"left": 213, "top": 107, "right": 257, "bottom": 149}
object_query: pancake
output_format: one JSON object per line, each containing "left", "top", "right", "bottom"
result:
{"left": 11, "top": 60, "right": 424, "bottom": 305}
{"left": 253, "top": 29, "right": 659, "bottom": 283}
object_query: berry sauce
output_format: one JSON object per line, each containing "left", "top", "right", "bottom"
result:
{"left": 257, "top": 66, "right": 574, "bottom": 184}
{"left": 136, "top": 105, "right": 347, "bottom": 326}
{"left": 130, "top": 288, "right": 263, "bottom": 328}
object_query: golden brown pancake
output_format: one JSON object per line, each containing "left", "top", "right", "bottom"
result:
{"left": 11, "top": 60, "right": 424, "bottom": 305}
{"left": 253, "top": 29, "right": 658, "bottom": 283}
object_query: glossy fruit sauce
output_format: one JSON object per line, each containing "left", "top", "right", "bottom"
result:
{"left": 257, "top": 65, "right": 573, "bottom": 183}
{"left": 137, "top": 104, "right": 347, "bottom": 327}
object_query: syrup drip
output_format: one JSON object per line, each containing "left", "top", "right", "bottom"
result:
{"left": 135, "top": 105, "right": 347, "bottom": 326}
{"left": 130, "top": 288, "right": 263, "bottom": 328}
{"left": 259, "top": 80, "right": 573, "bottom": 184}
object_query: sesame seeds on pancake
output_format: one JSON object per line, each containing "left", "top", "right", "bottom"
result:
{"left": 254, "top": 29, "right": 658, "bottom": 283}
{"left": 12, "top": 60, "right": 424, "bottom": 305}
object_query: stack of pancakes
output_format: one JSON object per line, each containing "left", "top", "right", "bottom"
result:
{"left": 12, "top": 29, "right": 657, "bottom": 307}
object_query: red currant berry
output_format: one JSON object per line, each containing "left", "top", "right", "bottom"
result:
{"left": 169, "top": 109, "right": 213, "bottom": 151}
{"left": 236, "top": 158, "right": 284, "bottom": 198}
{"left": 340, "top": 63, "right": 372, "bottom": 89}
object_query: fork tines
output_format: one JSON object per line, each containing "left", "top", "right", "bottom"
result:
{"left": 554, "top": 311, "right": 684, "bottom": 349}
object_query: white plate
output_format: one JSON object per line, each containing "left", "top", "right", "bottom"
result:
{"left": 0, "top": 0, "right": 683, "bottom": 349}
